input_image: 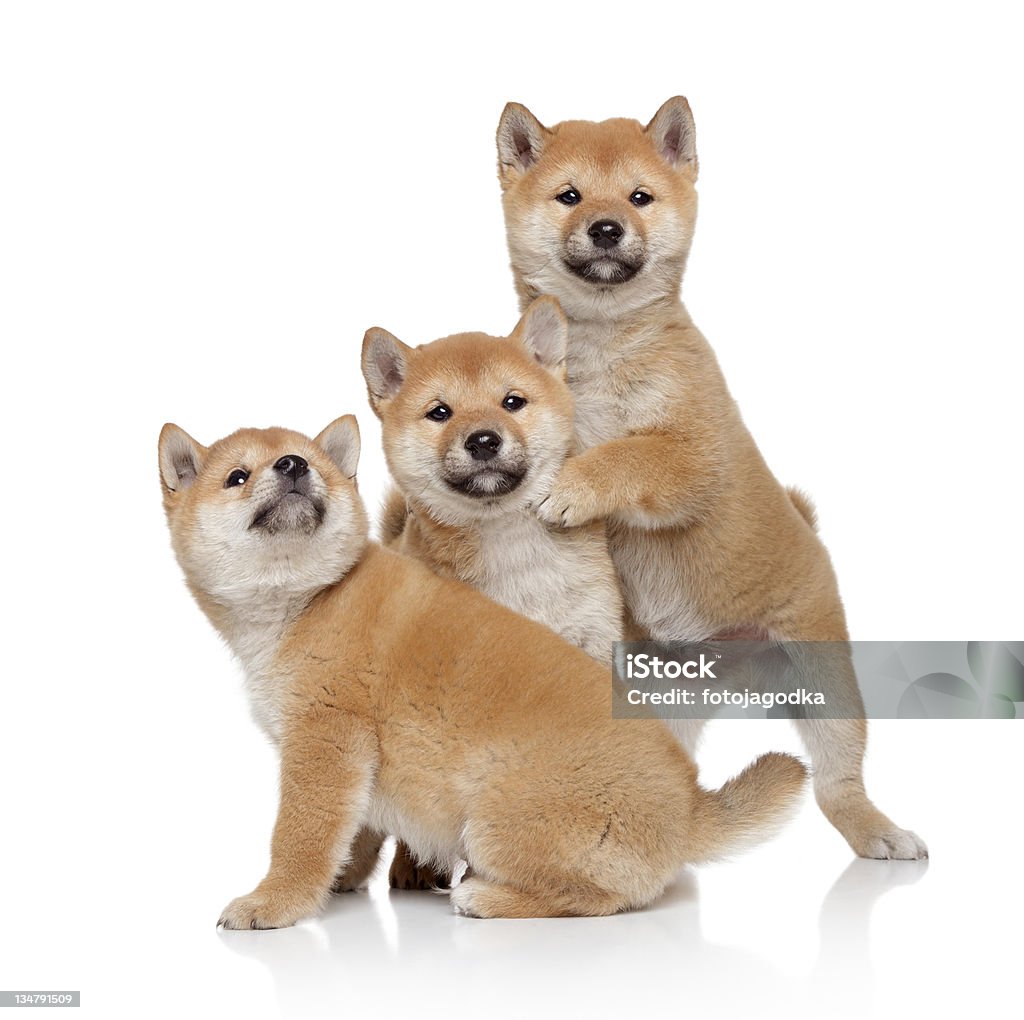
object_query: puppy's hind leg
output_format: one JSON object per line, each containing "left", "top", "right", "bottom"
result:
{"left": 450, "top": 877, "right": 629, "bottom": 919}
{"left": 457, "top": 778, "right": 674, "bottom": 919}
{"left": 786, "top": 642, "right": 928, "bottom": 860}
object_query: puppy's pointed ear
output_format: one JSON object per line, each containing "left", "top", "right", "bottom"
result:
{"left": 159, "top": 424, "right": 207, "bottom": 494}
{"left": 646, "top": 96, "right": 698, "bottom": 179}
{"left": 315, "top": 415, "right": 360, "bottom": 479}
{"left": 497, "top": 102, "right": 549, "bottom": 186}
{"left": 362, "top": 328, "right": 412, "bottom": 415}
{"left": 512, "top": 296, "right": 568, "bottom": 376}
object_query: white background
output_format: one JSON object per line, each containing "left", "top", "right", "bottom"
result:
{"left": 1, "top": 2, "right": 1021, "bottom": 1018}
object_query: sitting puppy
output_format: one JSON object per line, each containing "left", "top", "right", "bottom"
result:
{"left": 363, "top": 298, "right": 626, "bottom": 891}
{"left": 362, "top": 297, "right": 623, "bottom": 666}
{"left": 159, "top": 415, "right": 807, "bottom": 926}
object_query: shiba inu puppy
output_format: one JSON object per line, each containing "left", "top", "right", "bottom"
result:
{"left": 496, "top": 98, "right": 927, "bottom": 860}
{"left": 364, "top": 298, "right": 626, "bottom": 893}
{"left": 362, "top": 297, "right": 623, "bottom": 666}
{"left": 159, "top": 417, "right": 807, "bottom": 925}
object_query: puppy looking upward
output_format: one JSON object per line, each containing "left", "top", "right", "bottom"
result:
{"left": 362, "top": 297, "right": 623, "bottom": 666}
{"left": 158, "top": 417, "right": 808, "bottom": 925}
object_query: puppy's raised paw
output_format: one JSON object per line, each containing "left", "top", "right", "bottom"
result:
{"left": 535, "top": 463, "right": 602, "bottom": 528}
{"left": 218, "top": 883, "right": 318, "bottom": 930}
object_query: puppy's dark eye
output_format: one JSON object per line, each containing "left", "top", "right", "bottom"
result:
{"left": 630, "top": 190, "right": 654, "bottom": 207}
{"left": 502, "top": 394, "right": 527, "bottom": 412}
{"left": 556, "top": 189, "right": 581, "bottom": 206}
{"left": 225, "top": 469, "right": 249, "bottom": 488}
{"left": 425, "top": 403, "right": 452, "bottom": 422}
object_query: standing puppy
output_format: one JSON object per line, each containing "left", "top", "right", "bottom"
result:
{"left": 496, "top": 98, "right": 926, "bottom": 859}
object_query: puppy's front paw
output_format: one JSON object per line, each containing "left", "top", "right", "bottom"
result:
{"left": 536, "top": 464, "right": 601, "bottom": 528}
{"left": 218, "top": 883, "right": 318, "bottom": 930}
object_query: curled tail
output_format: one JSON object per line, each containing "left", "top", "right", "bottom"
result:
{"left": 691, "top": 752, "right": 808, "bottom": 862}
{"left": 787, "top": 486, "right": 818, "bottom": 531}
{"left": 378, "top": 486, "right": 410, "bottom": 544}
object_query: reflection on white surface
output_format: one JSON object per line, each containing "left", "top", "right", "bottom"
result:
{"left": 218, "top": 850, "right": 928, "bottom": 1020}
{"left": 809, "top": 858, "right": 929, "bottom": 1017}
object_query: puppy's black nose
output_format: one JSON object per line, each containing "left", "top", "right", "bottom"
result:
{"left": 274, "top": 455, "right": 309, "bottom": 480}
{"left": 588, "top": 219, "right": 624, "bottom": 249}
{"left": 465, "top": 431, "right": 502, "bottom": 461}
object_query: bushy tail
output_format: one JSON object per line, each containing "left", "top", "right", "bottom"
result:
{"left": 787, "top": 486, "right": 818, "bottom": 531}
{"left": 691, "top": 752, "right": 809, "bottom": 862}
{"left": 378, "top": 486, "right": 410, "bottom": 544}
